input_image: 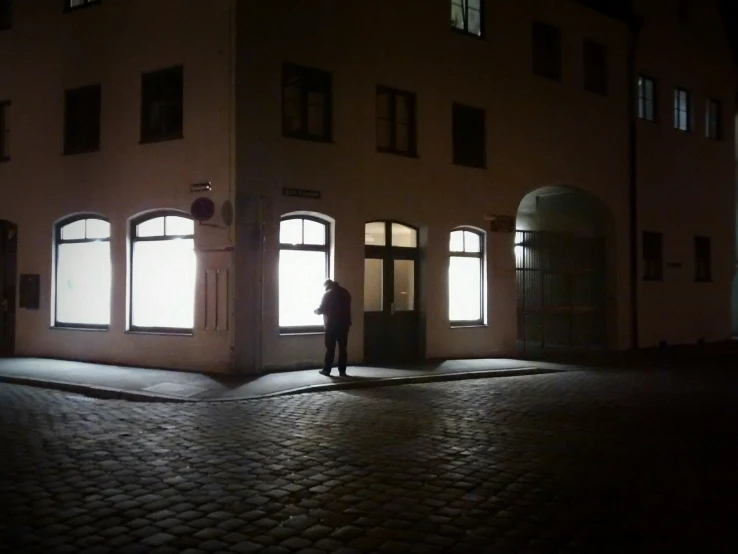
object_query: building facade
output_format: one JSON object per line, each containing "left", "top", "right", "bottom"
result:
{"left": 0, "top": 0, "right": 735, "bottom": 374}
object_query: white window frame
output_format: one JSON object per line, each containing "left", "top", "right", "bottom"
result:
{"left": 449, "top": 226, "right": 486, "bottom": 326}
{"left": 673, "top": 87, "right": 692, "bottom": 132}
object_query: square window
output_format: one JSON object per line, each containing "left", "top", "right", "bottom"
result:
{"left": 450, "top": 0, "right": 483, "bottom": 37}
{"left": 694, "top": 236, "right": 711, "bottom": 282}
{"left": 706, "top": 99, "right": 721, "bottom": 140}
{"left": 282, "top": 62, "right": 332, "bottom": 142}
{"left": 140, "top": 65, "right": 183, "bottom": 143}
{"left": 0, "top": 0, "right": 12, "bottom": 30}
{"left": 532, "top": 22, "right": 562, "bottom": 81}
{"left": 642, "top": 231, "right": 663, "bottom": 281}
{"left": 638, "top": 76, "right": 657, "bottom": 121}
{"left": 0, "top": 100, "right": 9, "bottom": 161}
{"left": 583, "top": 40, "right": 608, "bottom": 95}
{"left": 376, "top": 86, "right": 417, "bottom": 157}
{"left": 673, "top": 87, "right": 692, "bottom": 132}
{"left": 64, "top": 84, "right": 101, "bottom": 154}
{"left": 452, "top": 103, "right": 485, "bottom": 168}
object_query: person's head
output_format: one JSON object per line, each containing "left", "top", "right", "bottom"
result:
{"left": 324, "top": 279, "right": 337, "bottom": 290}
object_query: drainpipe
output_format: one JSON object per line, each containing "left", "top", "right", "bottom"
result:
{"left": 627, "top": 15, "right": 643, "bottom": 350}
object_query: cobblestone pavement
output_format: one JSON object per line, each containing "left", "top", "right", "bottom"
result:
{"left": 2, "top": 367, "right": 738, "bottom": 553}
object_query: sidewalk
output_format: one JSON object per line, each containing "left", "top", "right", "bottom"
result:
{"left": 0, "top": 357, "right": 563, "bottom": 402}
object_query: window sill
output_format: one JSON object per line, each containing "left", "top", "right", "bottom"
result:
{"left": 139, "top": 134, "right": 184, "bottom": 145}
{"left": 279, "top": 328, "right": 324, "bottom": 336}
{"left": 63, "top": 148, "right": 100, "bottom": 156}
{"left": 451, "top": 27, "right": 485, "bottom": 40}
{"left": 282, "top": 132, "right": 333, "bottom": 144}
{"left": 450, "top": 323, "right": 487, "bottom": 329}
{"left": 377, "top": 148, "right": 418, "bottom": 159}
{"left": 637, "top": 117, "right": 658, "bottom": 124}
{"left": 126, "top": 328, "right": 194, "bottom": 337}
{"left": 63, "top": 1, "right": 101, "bottom": 13}
{"left": 453, "top": 161, "right": 487, "bottom": 170}
{"left": 52, "top": 325, "right": 109, "bottom": 332}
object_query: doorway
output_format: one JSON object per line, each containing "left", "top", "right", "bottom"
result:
{"left": 0, "top": 220, "right": 17, "bottom": 357}
{"left": 363, "top": 221, "right": 420, "bottom": 364}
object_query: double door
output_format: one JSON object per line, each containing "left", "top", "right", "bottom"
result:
{"left": 0, "top": 220, "right": 17, "bottom": 357}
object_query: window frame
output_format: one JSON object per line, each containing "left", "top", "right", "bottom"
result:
{"left": 53, "top": 214, "right": 111, "bottom": 330}
{"left": 452, "top": 102, "right": 486, "bottom": 168}
{"left": 642, "top": 231, "right": 663, "bottom": 281}
{"left": 705, "top": 98, "right": 722, "bottom": 140}
{"left": 140, "top": 65, "right": 184, "bottom": 144}
{"left": 129, "top": 211, "right": 196, "bottom": 335}
{"left": 583, "top": 39, "right": 608, "bottom": 95}
{"left": 694, "top": 236, "right": 712, "bottom": 283}
{"left": 63, "top": 0, "right": 100, "bottom": 12}
{"left": 64, "top": 84, "right": 101, "bottom": 155}
{"left": 637, "top": 75, "right": 657, "bottom": 122}
{"left": 1, "top": 0, "right": 12, "bottom": 30}
{"left": 448, "top": 227, "right": 486, "bottom": 326}
{"left": 532, "top": 21, "right": 562, "bottom": 82}
{"left": 673, "top": 87, "right": 692, "bottom": 132}
{"left": 0, "top": 100, "right": 9, "bottom": 162}
{"left": 376, "top": 85, "right": 417, "bottom": 157}
{"left": 450, "top": 0, "right": 484, "bottom": 38}
{"left": 281, "top": 62, "right": 333, "bottom": 143}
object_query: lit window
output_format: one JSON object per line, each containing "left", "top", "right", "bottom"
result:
{"left": 637, "top": 76, "right": 656, "bottom": 121}
{"left": 54, "top": 216, "right": 111, "bottom": 328}
{"left": 449, "top": 228, "right": 485, "bottom": 324}
{"left": 451, "top": 0, "right": 482, "bottom": 37}
{"left": 279, "top": 215, "right": 330, "bottom": 330}
{"left": 130, "top": 213, "right": 196, "bottom": 332}
{"left": 673, "top": 87, "right": 691, "bottom": 132}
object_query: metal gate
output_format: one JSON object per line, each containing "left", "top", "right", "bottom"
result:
{"left": 515, "top": 230, "right": 606, "bottom": 354}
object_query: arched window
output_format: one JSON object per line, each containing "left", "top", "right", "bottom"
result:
{"left": 54, "top": 216, "right": 111, "bottom": 328}
{"left": 130, "top": 212, "right": 196, "bottom": 332}
{"left": 279, "top": 215, "right": 330, "bottom": 330}
{"left": 449, "top": 227, "right": 485, "bottom": 324}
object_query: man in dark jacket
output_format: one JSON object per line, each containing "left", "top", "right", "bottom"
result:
{"left": 314, "top": 279, "right": 352, "bottom": 377}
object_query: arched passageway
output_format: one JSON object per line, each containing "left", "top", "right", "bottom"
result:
{"left": 515, "top": 186, "right": 614, "bottom": 355}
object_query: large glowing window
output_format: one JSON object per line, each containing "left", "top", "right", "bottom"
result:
{"left": 130, "top": 213, "right": 196, "bottom": 332}
{"left": 55, "top": 216, "right": 111, "bottom": 328}
{"left": 449, "top": 228, "right": 485, "bottom": 324}
{"left": 279, "top": 215, "right": 330, "bottom": 330}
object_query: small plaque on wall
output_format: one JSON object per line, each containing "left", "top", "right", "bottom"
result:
{"left": 19, "top": 274, "right": 40, "bottom": 310}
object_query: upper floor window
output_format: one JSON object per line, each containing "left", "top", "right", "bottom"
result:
{"left": 638, "top": 76, "right": 656, "bottom": 121}
{"left": 694, "top": 236, "right": 712, "bottom": 282}
{"left": 452, "top": 103, "right": 485, "bottom": 168}
{"left": 64, "top": 84, "right": 101, "bottom": 155}
{"left": 673, "top": 87, "right": 692, "bottom": 132}
{"left": 376, "top": 86, "right": 417, "bottom": 157}
{"left": 1, "top": 0, "right": 12, "bottom": 30}
{"left": 140, "top": 65, "right": 183, "bottom": 143}
{"left": 282, "top": 63, "right": 332, "bottom": 143}
{"left": 642, "top": 231, "right": 663, "bottom": 281}
{"left": 130, "top": 213, "right": 196, "bottom": 332}
{"left": 65, "top": 0, "right": 100, "bottom": 11}
{"left": 449, "top": 228, "right": 485, "bottom": 324}
{"left": 279, "top": 215, "right": 331, "bottom": 330}
{"left": 583, "top": 40, "right": 608, "bottom": 95}
{"left": 532, "top": 22, "right": 562, "bottom": 81}
{"left": 54, "top": 216, "right": 111, "bottom": 328}
{"left": 0, "top": 101, "right": 9, "bottom": 161}
{"left": 451, "top": 0, "right": 482, "bottom": 37}
{"left": 706, "top": 99, "right": 721, "bottom": 140}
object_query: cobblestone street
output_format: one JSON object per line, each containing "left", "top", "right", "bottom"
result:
{"left": 2, "top": 367, "right": 737, "bottom": 553}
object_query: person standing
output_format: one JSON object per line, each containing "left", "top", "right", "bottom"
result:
{"left": 314, "top": 279, "right": 352, "bottom": 376}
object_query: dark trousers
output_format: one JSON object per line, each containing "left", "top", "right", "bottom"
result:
{"left": 324, "top": 324, "right": 350, "bottom": 373}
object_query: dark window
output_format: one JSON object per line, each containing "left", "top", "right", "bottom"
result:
{"left": 706, "top": 99, "right": 721, "bottom": 140}
{"left": 532, "top": 22, "right": 562, "bottom": 81}
{"left": 694, "top": 236, "right": 711, "bottom": 282}
{"left": 0, "top": 100, "right": 9, "bottom": 161}
{"left": 642, "top": 231, "right": 663, "bottom": 281}
{"left": 450, "top": 0, "right": 483, "bottom": 37}
{"left": 64, "top": 0, "right": 100, "bottom": 11}
{"left": 140, "top": 65, "right": 183, "bottom": 143}
{"left": 452, "top": 103, "right": 485, "bottom": 168}
{"left": 583, "top": 40, "right": 608, "bottom": 95}
{"left": 673, "top": 87, "right": 691, "bottom": 132}
{"left": 376, "top": 86, "right": 416, "bottom": 157}
{"left": 637, "top": 76, "right": 656, "bottom": 121}
{"left": 64, "top": 85, "right": 101, "bottom": 154}
{"left": 282, "top": 63, "right": 332, "bottom": 142}
{"left": 0, "top": 0, "right": 12, "bottom": 30}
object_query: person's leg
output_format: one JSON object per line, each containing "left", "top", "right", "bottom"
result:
{"left": 337, "top": 326, "right": 349, "bottom": 375}
{"left": 321, "top": 327, "right": 337, "bottom": 375}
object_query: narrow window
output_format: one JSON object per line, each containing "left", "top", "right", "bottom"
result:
{"left": 279, "top": 215, "right": 331, "bottom": 330}
{"left": 282, "top": 63, "right": 332, "bottom": 142}
{"left": 637, "top": 76, "right": 656, "bottom": 121}
{"left": 376, "top": 86, "right": 417, "bottom": 157}
{"left": 449, "top": 228, "right": 485, "bottom": 324}
{"left": 450, "top": 0, "right": 483, "bottom": 37}
{"left": 64, "top": 0, "right": 100, "bottom": 11}
{"left": 130, "top": 213, "right": 196, "bottom": 332}
{"left": 642, "top": 231, "right": 663, "bottom": 281}
{"left": 64, "top": 84, "right": 101, "bottom": 154}
{"left": 695, "top": 236, "right": 712, "bottom": 282}
{"left": 583, "top": 40, "right": 608, "bottom": 95}
{"left": 706, "top": 99, "right": 721, "bottom": 140}
{"left": 673, "top": 87, "right": 692, "bottom": 132}
{"left": 54, "top": 216, "right": 111, "bottom": 328}
{"left": 452, "top": 103, "right": 485, "bottom": 168}
{"left": 0, "top": 0, "right": 12, "bottom": 30}
{"left": 532, "top": 22, "right": 562, "bottom": 81}
{"left": 140, "top": 65, "right": 183, "bottom": 143}
{"left": 0, "top": 100, "right": 9, "bottom": 161}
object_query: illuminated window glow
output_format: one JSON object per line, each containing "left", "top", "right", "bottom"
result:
{"left": 449, "top": 228, "right": 484, "bottom": 323}
{"left": 55, "top": 217, "right": 111, "bottom": 327}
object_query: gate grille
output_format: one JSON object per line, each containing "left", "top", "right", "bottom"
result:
{"left": 515, "top": 230, "right": 606, "bottom": 354}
